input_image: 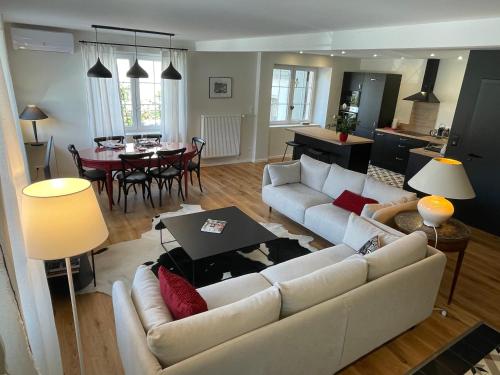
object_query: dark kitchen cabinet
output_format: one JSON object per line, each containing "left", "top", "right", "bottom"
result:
{"left": 345, "top": 72, "right": 365, "bottom": 91}
{"left": 445, "top": 50, "right": 500, "bottom": 235}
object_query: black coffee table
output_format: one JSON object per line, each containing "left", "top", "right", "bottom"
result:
{"left": 160, "top": 206, "right": 278, "bottom": 286}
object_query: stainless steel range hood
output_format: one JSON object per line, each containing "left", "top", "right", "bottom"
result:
{"left": 403, "top": 59, "right": 440, "bottom": 103}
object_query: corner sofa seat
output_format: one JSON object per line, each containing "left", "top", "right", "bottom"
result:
{"left": 304, "top": 203, "right": 352, "bottom": 245}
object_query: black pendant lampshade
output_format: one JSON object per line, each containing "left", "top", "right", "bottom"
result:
{"left": 87, "top": 28, "right": 112, "bottom": 78}
{"left": 161, "top": 61, "right": 182, "bottom": 80}
{"left": 127, "top": 32, "right": 148, "bottom": 79}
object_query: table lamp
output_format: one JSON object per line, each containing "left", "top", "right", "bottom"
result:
{"left": 408, "top": 157, "right": 475, "bottom": 227}
{"left": 19, "top": 105, "right": 48, "bottom": 144}
{"left": 22, "top": 178, "right": 108, "bottom": 375}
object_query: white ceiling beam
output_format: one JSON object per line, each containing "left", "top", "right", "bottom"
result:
{"left": 195, "top": 17, "right": 500, "bottom": 52}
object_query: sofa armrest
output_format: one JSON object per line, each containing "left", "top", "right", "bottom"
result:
{"left": 370, "top": 200, "right": 418, "bottom": 226}
{"left": 262, "top": 160, "right": 298, "bottom": 189}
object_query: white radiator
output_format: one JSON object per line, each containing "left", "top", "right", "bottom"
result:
{"left": 201, "top": 115, "right": 241, "bottom": 158}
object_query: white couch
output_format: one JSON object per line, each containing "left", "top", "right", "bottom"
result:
{"left": 262, "top": 155, "right": 418, "bottom": 244}
{"left": 112, "top": 214, "right": 446, "bottom": 375}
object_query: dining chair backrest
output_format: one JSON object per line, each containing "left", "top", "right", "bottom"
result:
{"left": 132, "top": 134, "right": 162, "bottom": 142}
{"left": 118, "top": 152, "right": 154, "bottom": 178}
{"left": 156, "top": 148, "right": 186, "bottom": 173}
{"left": 67, "top": 144, "right": 85, "bottom": 177}
{"left": 94, "top": 135, "right": 125, "bottom": 146}
{"left": 192, "top": 137, "right": 206, "bottom": 165}
{"left": 43, "top": 136, "right": 54, "bottom": 179}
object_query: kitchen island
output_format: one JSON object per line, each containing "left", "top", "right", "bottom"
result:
{"left": 287, "top": 126, "right": 373, "bottom": 173}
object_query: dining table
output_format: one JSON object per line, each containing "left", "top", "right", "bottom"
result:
{"left": 79, "top": 142, "right": 197, "bottom": 210}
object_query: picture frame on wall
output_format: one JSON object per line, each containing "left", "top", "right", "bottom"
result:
{"left": 209, "top": 77, "right": 232, "bottom": 98}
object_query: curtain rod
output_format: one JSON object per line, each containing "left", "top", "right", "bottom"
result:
{"left": 91, "top": 24, "right": 175, "bottom": 37}
{"left": 79, "top": 40, "right": 188, "bottom": 51}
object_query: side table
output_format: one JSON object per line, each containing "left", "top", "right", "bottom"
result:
{"left": 394, "top": 210, "right": 471, "bottom": 304}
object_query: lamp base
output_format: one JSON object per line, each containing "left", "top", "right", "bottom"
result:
{"left": 417, "top": 195, "right": 454, "bottom": 227}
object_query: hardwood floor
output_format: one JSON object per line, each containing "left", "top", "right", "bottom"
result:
{"left": 52, "top": 161, "right": 500, "bottom": 375}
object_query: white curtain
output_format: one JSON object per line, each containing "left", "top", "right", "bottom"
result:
{"left": 0, "top": 16, "right": 62, "bottom": 375}
{"left": 81, "top": 43, "right": 125, "bottom": 140}
{"left": 160, "top": 50, "right": 188, "bottom": 143}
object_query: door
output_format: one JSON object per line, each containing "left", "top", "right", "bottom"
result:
{"left": 355, "top": 74, "right": 385, "bottom": 139}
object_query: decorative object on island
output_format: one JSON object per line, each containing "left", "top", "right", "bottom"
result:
{"left": 209, "top": 77, "right": 232, "bottom": 98}
{"left": 19, "top": 105, "right": 48, "bottom": 144}
{"left": 334, "top": 116, "right": 358, "bottom": 143}
{"left": 22, "top": 178, "right": 109, "bottom": 375}
{"left": 408, "top": 157, "right": 475, "bottom": 227}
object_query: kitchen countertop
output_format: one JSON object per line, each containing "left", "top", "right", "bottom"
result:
{"left": 287, "top": 126, "right": 374, "bottom": 146}
{"left": 409, "top": 147, "right": 443, "bottom": 158}
{"left": 375, "top": 128, "right": 448, "bottom": 145}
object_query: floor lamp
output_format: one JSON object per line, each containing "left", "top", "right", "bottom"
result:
{"left": 22, "top": 178, "right": 109, "bottom": 375}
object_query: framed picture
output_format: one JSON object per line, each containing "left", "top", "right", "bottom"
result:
{"left": 209, "top": 77, "right": 232, "bottom": 98}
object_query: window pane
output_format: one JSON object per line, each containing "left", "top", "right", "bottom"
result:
{"left": 140, "top": 105, "right": 160, "bottom": 127}
{"left": 122, "top": 104, "right": 134, "bottom": 128}
{"left": 270, "top": 68, "right": 291, "bottom": 122}
{"left": 291, "top": 70, "right": 315, "bottom": 121}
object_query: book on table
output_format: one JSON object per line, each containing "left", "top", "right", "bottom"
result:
{"left": 201, "top": 219, "right": 227, "bottom": 234}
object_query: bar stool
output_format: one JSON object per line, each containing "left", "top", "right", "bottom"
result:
{"left": 282, "top": 141, "right": 302, "bottom": 161}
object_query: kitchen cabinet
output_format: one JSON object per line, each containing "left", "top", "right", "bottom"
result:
{"left": 371, "top": 131, "right": 428, "bottom": 174}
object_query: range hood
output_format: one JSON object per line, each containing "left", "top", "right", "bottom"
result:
{"left": 403, "top": 59, "right": 440, "bottom": 103}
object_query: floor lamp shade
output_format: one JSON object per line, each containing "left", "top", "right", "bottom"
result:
{"left": 22, "top": 178, "right": 109, "bottom": 260}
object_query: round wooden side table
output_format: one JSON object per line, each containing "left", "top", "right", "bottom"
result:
{"left": 394, "top": 210, "right": 471, "bottom": 304}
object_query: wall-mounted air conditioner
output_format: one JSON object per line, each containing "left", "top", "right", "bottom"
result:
{"left": 11, "top": 27, "right": 74, "bottom": 54}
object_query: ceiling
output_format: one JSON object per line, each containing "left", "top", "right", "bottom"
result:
{"left": 2, "top": 0, "right": 500, "bottom": 41}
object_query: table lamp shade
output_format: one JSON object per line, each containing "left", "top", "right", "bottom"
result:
{"left": 19, "top": 105, "right": 48, "bottom": 120}
{"left": 408, "top": 158, "right": 475, "bottom": 199}
{"left": 22, "top": 178, "right": 108, "bottom": 260}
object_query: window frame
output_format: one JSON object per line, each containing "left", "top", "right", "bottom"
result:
{"left": 116, "top": 52, "right": 162, "bottom": 134}
{"left": 270, "top": 64, "right": 317, "bottom": 125}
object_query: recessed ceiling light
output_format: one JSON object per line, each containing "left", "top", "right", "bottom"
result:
{"left": 341, "top": 51, "right": 346, "bottom": 55}
{"left": 373, "top": 54, "right": 378, "bottom": 57}
{"left": 299, "top": 50, "right": 304, "bottom": 54}
{"left": 401, "top": 56, "right": 405, "bottom": 60}
{"left": 457, "top": 55, "right": 463, "bottom": 60}
{"left": 330, "top": 53, "right": 334, "bottom": 57}
{"left": 430, "top": 53, "right": 435, "bottom": 57}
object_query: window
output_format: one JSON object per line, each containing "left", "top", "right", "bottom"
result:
{"left": 116, "top": 54, "right": 162, "bottom": 133}
{"left": 270, "top": 65, "right": 316, "bottom": 124}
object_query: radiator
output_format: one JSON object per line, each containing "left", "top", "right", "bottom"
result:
{"left": 201, "top": 115, "right": 241, "bottom": 158}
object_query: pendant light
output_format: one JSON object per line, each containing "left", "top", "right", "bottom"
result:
{"left": 127, "top": 32, "right": 148, "bottom": 79}
{"left": 161, "top": 35, "right": 182, "bottom": 80}
{"left": 87, "top": 28, "right": 112, "bottom": 78}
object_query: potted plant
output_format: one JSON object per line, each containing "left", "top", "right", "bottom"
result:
{"left": 331, "top": 116, "right": 357, "bottom": 142}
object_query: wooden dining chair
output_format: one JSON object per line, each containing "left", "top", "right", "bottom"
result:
{"left": 149, "top": 148, "right": 186, "bottom": 205}
{"left": 189, "top": 137, "right": 206, "bottom": 192}
{"left": 94, "top": 135, "right": 125, "bottom": 147}
{"left": 132, "top": 134, "right": 162, "bottom": 143}
{"left": 67, "top": 144, "right": 108, "bottom": 195}
{"left": 117, "top": 152, "right": 155, "bottom": 213}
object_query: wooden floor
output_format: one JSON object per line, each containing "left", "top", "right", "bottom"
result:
{"left": 52, "top": 161, "right": 500, "bottom": 375}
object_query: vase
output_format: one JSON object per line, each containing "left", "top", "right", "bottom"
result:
{"left": 339, "top": 132, "right": 349, "bottom": 142}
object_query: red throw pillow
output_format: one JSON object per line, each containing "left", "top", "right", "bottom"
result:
{"left": 333, "top": 190, "right": 378, "bottom": 215}
{"left": 158, "top": 266, "right": 208, "bottom": 320}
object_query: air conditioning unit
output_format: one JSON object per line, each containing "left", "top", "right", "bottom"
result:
{"left": 11, "top": 27, "right": 74, "bottom": 54}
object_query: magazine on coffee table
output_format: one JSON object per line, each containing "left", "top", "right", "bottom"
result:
{"left": 201, "top": 219, "right": 227, "bottom": 234}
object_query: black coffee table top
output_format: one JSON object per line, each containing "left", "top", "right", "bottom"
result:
{"left": 161, "top": 206, "right": 278, "bottom": 261}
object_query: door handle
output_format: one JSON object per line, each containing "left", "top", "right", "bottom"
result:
{"left": 395, "top": 157, "right": 404, "bottom": 161}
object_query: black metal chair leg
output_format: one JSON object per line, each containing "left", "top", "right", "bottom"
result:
{"left": 147, "top": 182, "right": 155, "bottom": 208}
{"left": 196, "top": 169, "right": 203, "bottom": 192}
{"left": 117, "top": 181, "right": 122, "bottom": 203}
{"left": 282, "top": 144, "right": 289, "bottom": 162}
{"left": 141, "top": 182, "right": 146, "bottom": 200}
{"left": 178, "top": 176, "right": 185, "bottom": 201}
{"left": 190, "top": 170, "right": 194, "bottom": 185}
{"left": 158, "top": 180, "right": 163, "bottom": 206}
{"left": 168, "top": 179, "right": 173, "bottom": 196}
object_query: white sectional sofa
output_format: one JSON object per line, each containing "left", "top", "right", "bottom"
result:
{"left": 112, "top": 214, "right": 446, "bottom": 375}
{"left": 262, "top": 155, "right": 418, "bottom": 244}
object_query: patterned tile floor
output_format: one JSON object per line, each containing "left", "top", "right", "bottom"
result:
{"left": 367, "top": 164, "right": 405, "bottom": 188}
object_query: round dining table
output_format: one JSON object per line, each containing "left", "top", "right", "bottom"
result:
{"left": 79, "top": 142, "right": 197, "bottom": 210}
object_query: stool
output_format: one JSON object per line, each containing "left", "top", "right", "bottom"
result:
{"left": 282, "top": 141, "right": 302, "bottom": 161}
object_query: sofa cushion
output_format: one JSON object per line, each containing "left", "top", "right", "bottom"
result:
{"left": 277, "top": 256, "right": 367, "bottom": 317}
{"left": 360, "top": 202, "right": 395, "bottom": 219}
{"left": 342, "top": 213, "right": 401, "bottom": 252}
{"left": 260, "top": 244, "right": 356, "bottom": 284}
{"left": 262, "top": 183, "right": 331, "bottom": 224}
{"left": 362, "top": 176, "right": 416, "bottom": 204}
{"left": 147, "top": 286, "right": 281, "bottom": 366}
{"left": 197, "top": 273, "right": 272, "bottom": 310}
{"left": 268, "top": 161, "right": 301, "bottom": 186}
{"left": 300, "top": 154, "right": 331, "bottom": 191}
{"left": 131, "top": 265, "right": 173, "bottom": 331}
{"left": 158, "top": 267, "right": 208, "bottom": 320}
{"left": 304, "top": 203, "right": 352, "bottom": 245}
{"left": 364, "top": 231, "right": 428, "bottom": 281}
{"left": 333, "top": 190, "right": 378, "bottom": 215}
{"left": 322, "top": 164, "right": 367, "bottom": 199}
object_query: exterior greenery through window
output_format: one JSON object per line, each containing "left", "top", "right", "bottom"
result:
{"left": 116, "top": 54, "right": 162, "bottom": 133}
{"left": 270, "top": 65, "right": 316, "bottom": 124}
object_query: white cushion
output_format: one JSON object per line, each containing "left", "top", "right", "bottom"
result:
{"left": 365, "top": 231, "right": 428, "bottom": 280}
{"left": 322, "top": 164, "right": 367, "bottom": 199}
{"left": 300, "top": 154, "right": 331, "bottom": 191}
{"left": 277, "top": 256, "right": 367, "bottom": 317}
{"left": 147, "top": 287, "right": 281, "bottom": 366}
{"left": 131, "top": 265, "right": 173, "bottom": 332}
{"left": 260, "top": 244, "right": 356, "bottom": 284}
{"left": 342, "top": 213, "right": 401, "bottom": 252}
{"left": 362, "top": 176, "right": 416, "bottom": 204}
{"left": 262, "top": 183, "right": 331, "bottom": 224}
{"left": 268, "top": 161, "right": 301, "bottom": 187}
{"left": 197, "top": 273, "right": 272, "bottom": 310}
{"left": 304, "top": 203, "right": 351, "bottom": 245}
